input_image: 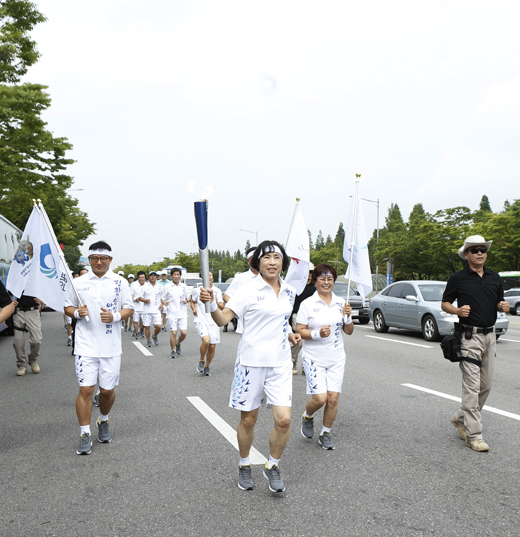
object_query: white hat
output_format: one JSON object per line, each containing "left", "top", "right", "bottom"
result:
{"left": 308, "top": 262, "right": 315, "bottom": 271}
{"left": 128, "top": 273, "right": 135, "bottom": 278}
{"left": 458, "top": 235, "right": 492, "bottom": 260}
{"left": 118, "top": 270, "right": 124, "bottom": 276}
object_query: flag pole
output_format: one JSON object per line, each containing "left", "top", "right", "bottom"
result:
{"left": 346, "top": 175, "right": 361, "bottom": 303}
{"left": 285, "top": 197, "right": 301, "bottom": 247}
{"left": 35, "top": 199, "right": 89, "bottom": 321}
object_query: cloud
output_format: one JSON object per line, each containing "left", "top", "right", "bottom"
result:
{"left": 473, "top": 74, "right": 520, "bottom": 115}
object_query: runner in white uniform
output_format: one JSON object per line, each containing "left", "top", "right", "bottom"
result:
{"left": 222, "top": 246, "right": 258, "bottom": 332}
{"left": 142, "top": 270, "right": 163, "bottom": 347}
{"left": 64, "top": 241, "right": 133, "bottom": 455}
{"left": 161, "top": 267, "right": 190, "bottom": 358}
{"left": 190, "top": 270, "right": 223, "bottom": 375}
{"left": 125, "top": 274, "right": 135, "bottom": 332}
{"left": 296, "top": 263, "right": 354, "bottom": 450}
{"left": 158, "top": 271, "right": 169, "bottom": 331}
{"left": 130, "top": 271, "right": 146, "bottom": 340}
{"left": 199, "top": 241, "right": 301, "bottom": 494}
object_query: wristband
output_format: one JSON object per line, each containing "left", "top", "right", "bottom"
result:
{"left": 74, "top": 309, "right": 81, "bottom": 319}
{"left": 344, "top": 315, "right": 352, "bottom": 325}
{"left": 311, "top": 330, "right": 321, "bottom": 340}
{"left": 210, "top": 300, "right": 218, "bottom": 313}
{"left": 113, "top": 312, "right": 121, "bottom": 322}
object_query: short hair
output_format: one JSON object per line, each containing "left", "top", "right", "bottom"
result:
{"left": 79, "top": 268, "right": 89, "bottom": 275}
{"left": 209, "top": 269, "right": 214, "bottom": 277}
{"left": 311, "top": 263, "right": 337, "bottom": 284}
{"left": 89, "top": 240, "right": 112, "bottom": 252}
{"left": 170, "top": 268, "right": 181, "bottom": 276}
{"left": 137, "top": 271, "right": 146, "bottom": 277}
{"left": 72, "top": 271, "right": 80, "bottom": 277}
{"left": 246, "top": 246, "right": 257, "bottom": 256}
{"left": 250, "top": 240, "right": 290, "bottom": 273}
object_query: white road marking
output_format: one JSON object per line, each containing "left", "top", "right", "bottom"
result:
{"left": 500, "top": 338, "right": 520, "bottom": 343}
{"left": 402, "top": 383, "right": 520, "bottom": 421}
{"left": 133, "top": 341, "right": 153, "bottom": 356}
{"left": 187, "top": 396, "right": 267, "bottom": 465}
{"left": 365, "top": 335, "right": 434, "bottom": 348}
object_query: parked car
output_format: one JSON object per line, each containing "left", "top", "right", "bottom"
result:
{"left": 332, "top": 282, "right": 370, "bottom": 324}
{"left": 368, "top": 280, "right": 509, "bottom": 342}
{"left": 503, "top": 288, "right": 520, "bottom": 315}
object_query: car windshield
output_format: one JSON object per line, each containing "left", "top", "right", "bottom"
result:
{"left": 332, "top": 282, "right": 360, "bottom": 298}
{"left": 417, "top": 284, "right": 446, "bottom": 302}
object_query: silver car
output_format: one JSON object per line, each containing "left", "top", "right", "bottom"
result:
{"left": 503, "top": 288, "right": 520, "bottom": 315}
{"left": 368, "top": 280, "right": 509, "bottom": 342}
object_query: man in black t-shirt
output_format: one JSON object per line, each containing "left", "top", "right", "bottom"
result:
{"left": 12, "top": 293, "right": 43, "bottom": 376}
{"left": 442, "top": 235, "right": 510, "bottom": 452}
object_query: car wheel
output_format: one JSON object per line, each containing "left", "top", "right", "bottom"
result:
{"left": 358, "top": 317, "right": 370, "bottom": 325}
{"left": 511, "top": 302, "right": 519, "bottom": 315}
{"left": 422, "top": 314, "right": 440, "bottom": 342}
{"left": 373, "top": 310, "right": 389, "bottom": 333}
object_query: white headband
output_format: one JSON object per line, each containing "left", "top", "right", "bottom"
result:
{"left": 260, "top": 245, "right": 283, "bottom": 257}
{"left": 89, "top": 249, "right": 112, "bottom": 256}
{"left": 247, "top": 250, "right": 255, "bottom": 260}
{"left": 318, "top": 272, "right": 333, "bottom": 277}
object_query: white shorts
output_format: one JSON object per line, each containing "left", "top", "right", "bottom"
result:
{"left": 302, "top": 355, "right": 345, "bottom": 395}
{"left": 66, "top": 316, "right": 72, "bottom": 324}
{"left": 132, "top": 311, "right": 144, "bottom": 322}
{"left": 195, "top": 322, "right": 220, "bottom": 344}
{"left": 229, "top": 360, "right": 292, "bottom": 411}
{"left": 168, "top": 317, "right": 188, "bottom": 331}
{"left": 143, "top": 312, "right": 162, "bottom": 327}
{"left": 75, "top": 355, "right": 121, "bottom": 390}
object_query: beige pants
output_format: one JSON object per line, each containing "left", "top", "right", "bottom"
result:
{"left": 13, "top": 309, "right": 42, "bottom": 368}
{"left": 452, "top": 329, "right": 496, "bottom": 441}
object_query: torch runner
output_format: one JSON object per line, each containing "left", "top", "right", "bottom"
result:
{"left": 194, "top": 199, "right": 211, "bottom": 313}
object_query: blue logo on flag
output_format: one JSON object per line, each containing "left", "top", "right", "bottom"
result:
{"left": 40, "top": 243, "right": 57, "bottom": 279}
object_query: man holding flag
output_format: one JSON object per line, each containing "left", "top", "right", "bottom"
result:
{"left": 6, "top": 202, "right": 73, "bottom": 376}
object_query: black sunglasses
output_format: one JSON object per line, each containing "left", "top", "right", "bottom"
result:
{"left": 467, "top": 247, "right": 487, "bottom": 255}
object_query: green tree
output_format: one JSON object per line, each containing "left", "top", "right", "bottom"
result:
{"left": 0, "top": 0, "right": 94, "bottom": 249}
{"left": 473, "top": 194, "right": 492, "bottom": 224}
{"left": 334, "top": 222, "right": 345, "bottom": 247}
{"left": 315, "top": 230, "right": 325, "bottom": 251}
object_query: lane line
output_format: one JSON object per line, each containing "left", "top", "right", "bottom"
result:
{"left": 402, "top": 383, "right": 520, "bottom": 421}
{"left": 365, "top": 335, "right": 434, "bottom": 348}
{"left": 187, "top": 396, "right": 267, "bottom": 465}
{"left": 500, "top": 338, "right": 520, "bottom": 343}
{"left": 133, "top": 341, "right": 153, "bottom": 356}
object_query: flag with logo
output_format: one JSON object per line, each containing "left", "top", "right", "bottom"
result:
{"left": 343, "top": 186, "right": 373, "bottom": 302}
{"left": 6, "top": 205, "right": 71, "bottom": 311}
{"left": 285, "top": 202, "right": 310, "bottom": 295}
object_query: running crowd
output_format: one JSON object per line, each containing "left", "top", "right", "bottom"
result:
{"left": 1, "top": 234, "right": 509, "bottom": 494}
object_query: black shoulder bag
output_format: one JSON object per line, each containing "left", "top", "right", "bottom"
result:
{"left": 440, "top": 332, "right": 481, "bottom": 367}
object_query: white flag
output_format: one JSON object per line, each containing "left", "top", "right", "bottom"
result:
{"left": 343, "top": 187, "right": 373, "bottom": 302}
{"left": 285, "top": 203, "right": 310, "bottom": 295}
{"left": 6, "top": 206, "right": 71, "bottom": 311}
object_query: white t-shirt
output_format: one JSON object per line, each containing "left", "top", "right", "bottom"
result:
{"left": 226, "top": 275, "right": 296, "bottom": 368}
{"left": 296, "top": 291, "right": 346, "bottom": 364}
{"left": 162, "top": 282, "right": 190, "bottom": 318}
{"left": 224, "top": 269, "right": 257, "bottom": 333}
{"left": 130, "top": 280, "right": 145, "bottom": 312}
{"left": 192, "top": 286, "right": 223, "bottom": 327}
{"left": 142, "top": 282, "right": 163, "bottom": 314}
{"left": 64, "top": 269, "right": 133, "bottom": 357}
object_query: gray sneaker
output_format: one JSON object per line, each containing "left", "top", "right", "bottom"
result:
{"left": 97, "top": 418, "right": 112, "bottom": 443}
{"left": 170, "top": 350, "right": 176, "bottom": 359}
{"left": 147, "top": 339, "right": 152, "bottom": 348}
{"left": 204, "top": 366, "right": 211, "bottom": 376}
{"left": 197, "top": 361, "right": 205, "bottom": 373}
{"left": 301, "top": 413, "right": 314, "bottom": 439}
{"left": 238, "top": 465, "right": 255, "bottom": 490}
{"left": 263, "top": 464, "right": 285, "bottom": 492}
{"left": 76, "top": 433, "right": 92, "bottom": 455}
{"left": 319, "top": 431, "right": 335, "bottom": 450}
{"left": 93, "top": 393, "right": 100, "bottom": 407}
{"left": 153, "top": 335, "right": 159, "bottom": 346}
{"left": 175, "top": 342, "right": 181, "bottom": 356}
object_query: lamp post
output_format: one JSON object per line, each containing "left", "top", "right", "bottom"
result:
{"left": 239, "top": 228, "right": 258, "bottom": 247}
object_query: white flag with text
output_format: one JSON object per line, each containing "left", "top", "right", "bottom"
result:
{"left": 285, "top": 204, "right": 310, "bottom": 295}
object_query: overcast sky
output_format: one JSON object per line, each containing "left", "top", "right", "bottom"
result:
{"left": 29, "top": 0, "right": 520, "bottom": 267}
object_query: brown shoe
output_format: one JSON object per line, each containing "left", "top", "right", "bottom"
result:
{"left": 450, "top": 416, "right": 466, "bottom": 440}
{"left": 16, "top": 367, "right": 27, "bottom": 376}
{"left": 30, "top": 363, "right": 40, "bottom": 374}
{"left": 465, "top": 438, "right": 489, "bottom": 452}
{"left": 301, "top": 369, "right": 305, "bottom": 375}
{"left": 292, "top": 367, "right": 297, "bottom": 375}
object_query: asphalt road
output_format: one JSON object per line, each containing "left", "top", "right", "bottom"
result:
{"left": 1, "top": 312, "right": 519, "bottom": 537}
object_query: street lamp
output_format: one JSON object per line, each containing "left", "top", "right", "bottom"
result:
{"left": 239, "top": 228, "right": 258, "bottom": 247}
